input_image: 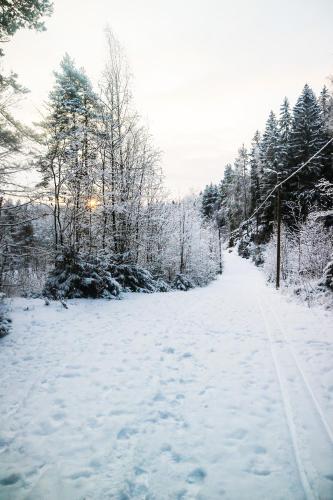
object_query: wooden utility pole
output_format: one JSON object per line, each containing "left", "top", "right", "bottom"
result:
{"left": 276, "top": 186, "right": 281, "bottom": 289}
{"left": 218, "top": 227, "right": 222, "bottom": 274}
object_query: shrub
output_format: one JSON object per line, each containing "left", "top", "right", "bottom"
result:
{"left": 319, "top": 258, "right": 333, "bottom": 292}
{"left": 173, "top": 274, "right": 194, "bottom": 291}
{"left": 43, "top": 248, "right": 121, "bottom": 300}
{"left": 108, "top": 263, "right": 169, "bottom": 293}
{"left": 238, "top": 238, "right": 251, "bottom": 259}
{"left": 252, "top": 246, "right": 265, "bottom": 267}
{"left": 0, "top": 294, "right": 11, "bottom": 338}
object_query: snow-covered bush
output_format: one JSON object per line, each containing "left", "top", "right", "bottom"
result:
{"left": 155, "top": 278, "right": 171, "bottom": 292}
{"left": 43, "top": 249, "right": 121, "bottom": 300}
{"left": 263, "top": 215, "right": 333, "bottom": 304}
{"left": 107, "top": 263, "right": 169, "bottom": 293}
{"left": 238, "top": 238, "right": 251, "bottom": 259}
{"left": 319, "top": 257, "right": 333, "bottom": 291}
{"left": 173, "top": 274, "right": 195, "bottom": 291}
{"left": 0, "top": 293, "right": 11, "bottom": 338}
{"left": 252, "top": 245, "right": 265, "bottom": 266}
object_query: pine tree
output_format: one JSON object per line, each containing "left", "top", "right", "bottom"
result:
{"left": 0, "top": 0, "right": 53, "bottom": 59}
{"left": 39, "top": 54, "right": 99, "bottom": 252}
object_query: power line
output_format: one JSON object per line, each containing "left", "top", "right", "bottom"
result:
{"left": 230, "top": 136, "right": 333, "bottom": 236}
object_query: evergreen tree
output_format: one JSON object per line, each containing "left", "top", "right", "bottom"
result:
{"left": 318, "top": 85, "right": 333, "bottom": 186}
{"left": 318, "top": 85, "right": 331, "bottom": 129}
{"left": 218, "top": 164, "right": 242, "bottom": 232}
{"left": 201, "top": 183, "right": 220, "bottom": 220}
{"left": 39, "top": 54, "right": 100, "bottom": 251}
{"left": 278, "top": 97, "right": 292, "bottom": 177}
{"left": 0, "top": 0, "right": 53, "bottom": 58}
{"left": 289, "top": 84, "right": 328, "bottom": 209}
{"left": 249, "top": 131, "right": 261, "bottom": 214}
{"left": 234, "top": 144, "right": 249, "bottom": 219}
{"left": 259, "top": 111, "right": 280, "bottom": 234}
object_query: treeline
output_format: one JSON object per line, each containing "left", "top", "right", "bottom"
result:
{"left": 0, "top": 28, "right": 220, "bottom": 305}
{"left": 201, "top": 82, "right": 333, "bottom": 301}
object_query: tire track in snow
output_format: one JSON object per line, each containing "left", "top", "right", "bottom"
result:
{"left": 258, "top": 294, "right": 333, "bottom": 500}
{"left": 265, "top": 298, "right": 333, "bottom": 445}
{"left": 257, "top": 297, "right": 315, "bottom": 500}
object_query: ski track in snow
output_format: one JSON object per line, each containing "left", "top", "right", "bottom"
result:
{"left": 0, "top": 251, "right": 332, "bottom": 500}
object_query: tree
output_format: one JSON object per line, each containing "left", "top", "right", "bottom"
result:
{"left": 0, "top": 0, "right": 53, "bottom": 319}
{"left": 278, "top": 97, "right": 292, "bottom": 177}
{"left": 318, "top": 85, "right": 332, "bottom": 130}
{"left": 218, "top": 164, "right": 240, "bottom": 232}
{"left": 0, "top": 0, "right": 53, "bottom": 196}
{"left": 97, "top": 28, "right": 163, "bottom": 260}
{"left": 249, "top": 130, "right": 261, "bottom": 215}
{"left": 234, "top": 144, "right": 249, "bottom": 219}
{"left": 38, "top": 54, "right": 100, "bottom": 252}
{"left": 0, "top": 75, "right": 27, "bottom": 198}
{"left": 162, "top": 197, "right": 219, "bottom": 285}
{"left": 259, "top": 111, "right": 280, "bottom": 234}
{"left": 0, "top": 0, "right": 53, "bottom": 58}
{"left": 201, "top": 183, "right": 220, "bottom": 220}
{"left": 287, "top": 84, "right": 331, "bottom": 212}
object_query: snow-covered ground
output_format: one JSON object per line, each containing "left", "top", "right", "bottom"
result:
{"left": 0, "top": 251, "right": 333, "bottom": 500}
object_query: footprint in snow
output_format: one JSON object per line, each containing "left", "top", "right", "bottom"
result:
{"left": 59, "top": 371, "right": 81, "bottom": 379}
{"left": 69, "top": 469, "right": 93, "bottom": 480}
{"left": 186, "top": 468, "right": 207, "bottom": 484}
{"left": 117, "top": 427, "right": 138, "bottom": 440}
{"left": 52, "top": 411, "right": 66, "bottom": 421}
{"left": 118, "top": 478, "right": 150, "bottom": 499}
{"left": 152, "top": 392, "right": 165, "bottom": 402}
{"left": 247, "top": 466, "right": 271, "bottom": 476}
{"left": 163, "top": 347, "right": 175, "bottom": 354}
{"left": 181, "top": 352, "right": 192, "bottom": 359}
{"left": 134, "top": 466, "right": 147, "bottom": 477}
{"left": 0, "top": 473, "right": 21, "bottom": 486}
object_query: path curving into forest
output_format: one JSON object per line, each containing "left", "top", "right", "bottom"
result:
{"left": 0, "top": 251, "right": 332, "bottom": 499}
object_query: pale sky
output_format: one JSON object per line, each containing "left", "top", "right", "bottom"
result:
{"left": 4, "top": 0, "right": 333, "bottom": 195}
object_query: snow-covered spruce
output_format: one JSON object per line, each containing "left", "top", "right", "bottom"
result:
{"left": 43, "top": 249, "right": 121, "bottom": 300}
{"left": 107, "top": 263, "right": 170, "bottom": 293}
{"left": 43, "top": 249, "right": 172, "bottom": 299}
{"left": 319, "top": 257, "right": 333, "bottom": 291}
{"left": 172, "top": 274, "right": 195, "bottom": 291}
{"left": 238, "top": 238, "right": 251, "bottom": 259}
{"left": 0, "top": 293, "right": 11, "bottom": 338}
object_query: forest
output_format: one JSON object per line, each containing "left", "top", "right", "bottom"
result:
{"left": 201, "top": 83, "right": 333, "bottom": 305}
{"left": 1, "top": 3, "right": 333, "bottom": 500}
{"left": 1, "top": 2, "right": 333, "bottom": 339}
{"left": 1, "top": 24, "right": 221, "bottom": 335}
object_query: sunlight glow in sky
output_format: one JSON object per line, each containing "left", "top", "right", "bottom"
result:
{"left": 4, "top": 0, "right": 333, "bottom": 195}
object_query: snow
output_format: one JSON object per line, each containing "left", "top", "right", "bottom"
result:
{"left": 0, "top": 251, "right": 333, "bottom": 499}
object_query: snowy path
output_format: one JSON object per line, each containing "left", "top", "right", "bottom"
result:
{"left": 0, "top": 251, "right": 333, "bottom": 500}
